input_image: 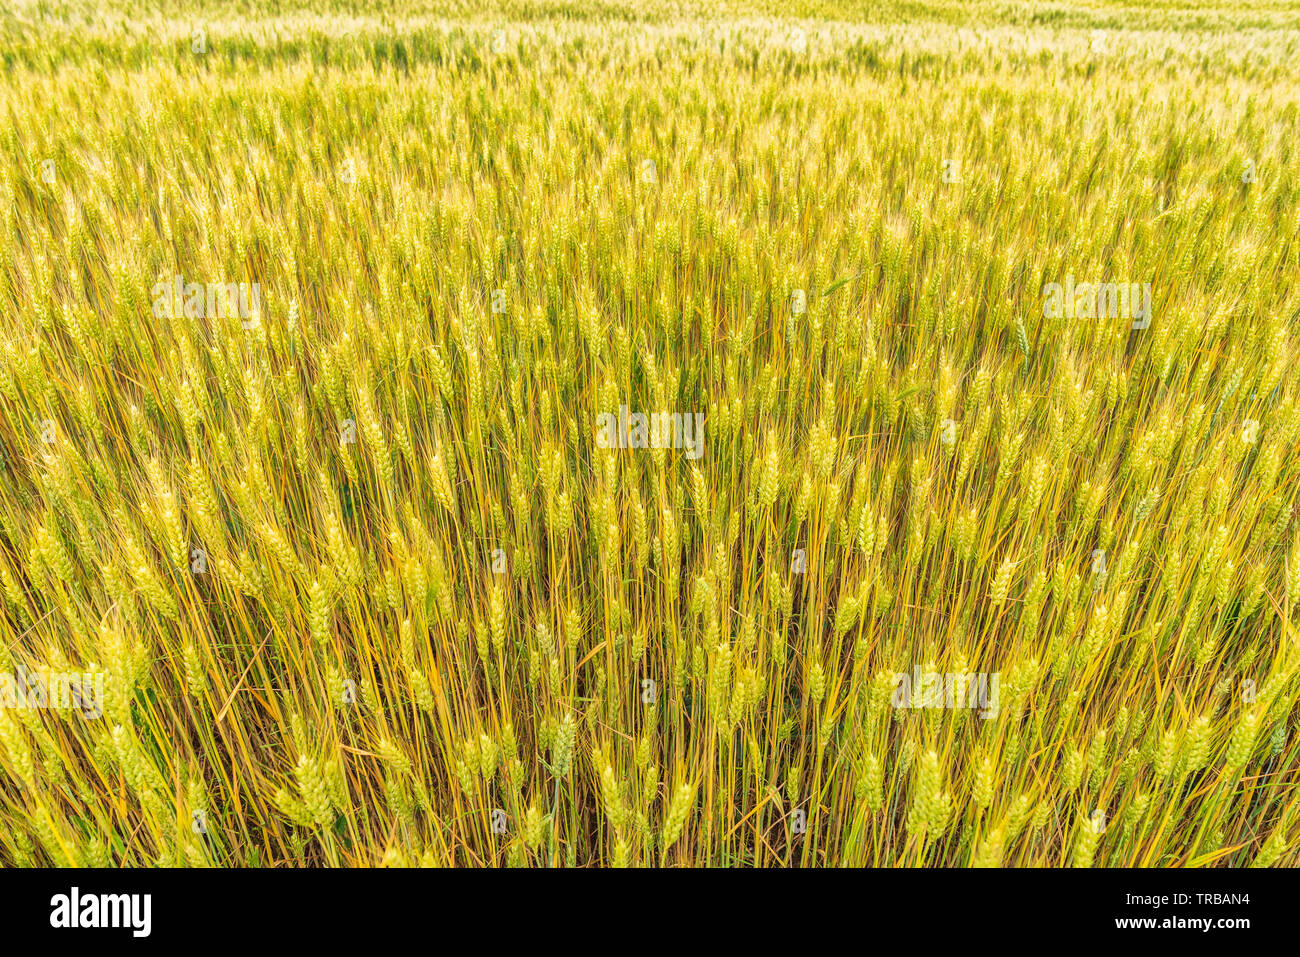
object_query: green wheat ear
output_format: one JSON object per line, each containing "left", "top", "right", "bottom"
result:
{"left": 661, "top": 781, "right": 696, "bottom": 856}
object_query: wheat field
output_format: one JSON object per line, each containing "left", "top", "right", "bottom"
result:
{"left": 0, "top": 0, "right": 1298, "bottom": 868}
